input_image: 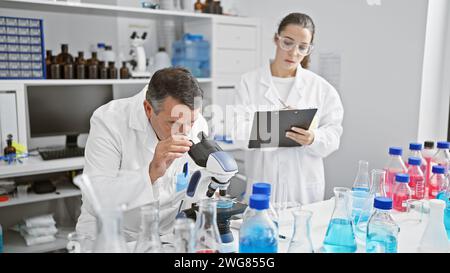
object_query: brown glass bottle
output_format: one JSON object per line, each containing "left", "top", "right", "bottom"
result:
{"left": 87, "top": 52, "right": 99, "bottom": 79}
{"left": 120, "top": 62, "right": 129, "bottom": 79}
{"left": 108, "top": 62, "right": 117, "bottom": 79}
{"left": 194, "top": 0, "right": 204, "bottom": 13}
{"left": 4, "top": 134, "right": 16, "bottom": 156}
{"left": 56, "top": 44, "right": 74, "bottom": 64}
{"left": 203, "top": 0, "right": 213, "bottom": 13}
{"left": 50, "top": 56, "right": 61, "bottom": 79}
{"left": 98, "top": 61, "right": 108, "bottom": 79}
{"left": 75, "top": 52, "right": 86, "bottom": 79}
{"left": 63, "top": 63, "right": 74, "bottom": 79}
{"left": 45, "top": 50, "right": 52, "bottom": 79}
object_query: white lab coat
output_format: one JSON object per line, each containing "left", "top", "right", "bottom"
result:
{"left": 75, "top": 86, "right": 208, "bottom": 241}
{"left": 234, "top": 62, "right": 344, "bottom": 205}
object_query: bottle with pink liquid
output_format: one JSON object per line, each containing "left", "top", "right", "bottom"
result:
{"left": 392, "top": 173, "right": 412, "bottom": 212}
{"left": 407, "top": 143, "right": 427, "bottom": 174}
{"left": 422, "top": 141, "right": 435, "bottom": 196}
{"left": 384, "top": 147, "right": 408, "bottom": 199}
{"left": 432, "top": 141, "right": 450, "bottom": 173}
{"left": 429, "top": 165, "right": 449, "bottom": 199}
{"left": 407, "top": 157, "right": 425, "bottom": 200}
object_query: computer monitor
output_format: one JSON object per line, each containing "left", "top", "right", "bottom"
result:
{"left": 26, "top": 85, "right": 113, "bottom": 148}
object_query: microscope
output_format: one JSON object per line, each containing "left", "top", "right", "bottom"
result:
{"left": 181, "top": 132, "right": 247, "bottom": 253}
{"left": 129, "top": 31, "right": 151, "bottom": 78}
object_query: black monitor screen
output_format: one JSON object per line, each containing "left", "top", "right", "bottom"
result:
{"left": 27, "top": 85, "right": 113, "bottom": 137}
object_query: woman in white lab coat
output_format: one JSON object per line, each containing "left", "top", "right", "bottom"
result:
{"left": 235, "top": 13, "right": 344, "bottom": 205}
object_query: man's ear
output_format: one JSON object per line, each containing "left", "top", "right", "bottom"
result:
{"left": 143, "top": 100, "right": 153, "bottom": 119}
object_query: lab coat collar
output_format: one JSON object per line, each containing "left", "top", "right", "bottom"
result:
{"left": 261, "top": 60, "right": 305, "bottom": 106}
{"left": 129, "top": 86, "right": 158, "bottom": 153}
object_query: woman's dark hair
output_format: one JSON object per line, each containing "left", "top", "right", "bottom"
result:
{"left": 277, "top": 13, "right": 315, "bottom": 69}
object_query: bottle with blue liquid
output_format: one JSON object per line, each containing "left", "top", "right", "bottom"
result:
{"left": 437, "top": 185, "right": 450, "bottom": 239}
{"left": 366, "top": 197, "right": 399, "bottom": 253}
{"left": 322, "top": 187, "right": 357, "bottom": 253}
{"left": 239, "top": 194, "right": 278, "bottom": 253}
{"left": 351, "top": 160, "right": 371, "bottom": 225}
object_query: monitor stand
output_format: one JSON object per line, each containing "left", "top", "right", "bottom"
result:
{"left": 66, "top": 134, "right": 79, "bottom": 149}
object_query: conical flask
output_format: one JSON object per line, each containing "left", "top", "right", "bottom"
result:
{"left": 352, "top": 160, "right": 370, "bottom": 192}
{"left": 322, "top": 187, "right": 357, "bottom": 253}
{"left": 93, "top": 208, "right": 129, "bottom": 253}
{"left": 287, "top": 209, "right": 314, "bottom": 253}
{"left": 173, "top": 218, "right": 196, "bottom": 253}
{"left": 194, "top": 199, "right": 222, "bottom": 253}
{"left": 418, "top": 199, "right": 450, "bottom": 253}
{"left": 134, "top": 203, "right": 162, "bottom": 253}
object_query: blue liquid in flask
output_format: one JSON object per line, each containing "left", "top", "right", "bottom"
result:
{"left": 323, "top": 218, "right": 357, "bottom": 253}
{"left": 366, "top": 233, "right": 397, "bottom": 253}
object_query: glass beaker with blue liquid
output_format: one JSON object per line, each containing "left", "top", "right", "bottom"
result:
{"left": 322, "top": 187, "right": 357, "bottom": 253}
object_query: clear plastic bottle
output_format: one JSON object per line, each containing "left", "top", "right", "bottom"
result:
{"left": 93, "top": 208, "right": 128, "bottom": 253}
{"left": 173, "top": 218, "right": 195, "bottom": 253}
{"left": 242, "top": 183, "right": 279, "bottom": 227}
{"left": 418, "top": 199, "right": 450, "bottom": 253}
{"left": 392, "top": 173, "right": 412, "bottom": 212}
{"left": 366, "top": 197, "right": 399, "bottom": 253}
{"left": 322, "top": 187, "right": 357, "bottom": 253}
{"left": 287, "top": 209, "right": 314, "bottom": 253}
{"left": 436, "top": 185, "right": 450, "bottom": 239}
{"left": 429, "top": 165, "right": 449, "bottom": 199}
{"left": 239, "top": 194, "right": 278, "bottom": 253}
{"left": 407, "top": 157, "right": 425, "bottom": 200}
{"left": 194, "top": 199, "right": 221, "bottom": 253}
{"left": 407, "top": 143, "right": 427, "bottom": 174}
{"left": 432, "top": 141, "right": 450, "bottom": 173}
{"left": 384, "top": 147, "right": 408, "bottom": 199}
{"left": 352, "top": 160, "right": 370, "bottom": 192}
{"left": 134, "top": 204, "right": 162, "bottom": 253}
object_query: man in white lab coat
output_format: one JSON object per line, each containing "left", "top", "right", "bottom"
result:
{"left": 76, "top": 67, "right": 208, "bottom": 241}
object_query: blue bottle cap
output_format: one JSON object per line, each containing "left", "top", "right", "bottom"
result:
{"left": 252, "top": 183, "right": 271, "bottom": 196}
{"left": 432, "top": 165, "right": 446, "bottom": 174}
{"left": 437, "top": 141, "right": 450, "bottom": 149}
{"left": 409, "top": 143, "right": 422, "bottom": 151}
{"left": 249, "top": 194, "right": 269, "bottom": 210}
{"left": 373, "top": 197, "right": 393, "bottom": 210}
{"left": 395, "top": 173, "right": 409, "bottom": 183}
{"left": 389, "top": 147, "right": 403, "bottom": 156}
{"left": 408, "top": 157, "right": 421, "bottom": 166}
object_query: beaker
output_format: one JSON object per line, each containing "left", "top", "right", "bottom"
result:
{"left": 134, "top": 203, "right": 162, "bottom": 253}
{"left": 173, "top": 218, "right": 195, "bottom": 253}
{"left": 92, "top": 208, "right": 129, "bottom": 253}
{"left": 322, "top": 187, "right": 357, "bottom": 253}
{"left": 194, "top": 198, "right": 222, "bottom": 253}
{"left": 287, "top": 209, "right": 314, "bottom": 253}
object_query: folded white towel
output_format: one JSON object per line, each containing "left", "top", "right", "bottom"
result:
{"left": 19, "top": 224, "right": 58, "bottom": 237}
{"left": 23, "top": 234, "right": 56, "bottom": 246}
{"left": 23, "top": 214, "right": 56, "bottom": 229}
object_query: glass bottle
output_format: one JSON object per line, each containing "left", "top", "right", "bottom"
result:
{"left": 429, "top": 165, "right": 449, "bottom": 199}
{"left": 75, "top": 51, "right": 86, "bottom": 79}
{"left": 134, "top": 204, "right": 162, "bottom": 253}
{"left": 322, "top": 187, "right": 357, "bottom": 253}
{"left": 120, "top": 62, "right": 130, "bottom": 79}
{"left": 88, "top": 52, "right": 99, "bottom": 79}
{"left": 194, "top": 199, "right": 221, "bottom": 253}
{"left": 243, "top": 183, "right": 279, "bottom": 228}
{"left": 45, "top": 50, "right": 52, "bottom": 79}
{"left": 56, "top": 44, "right": 74, "bottom": 64}
{"left": 63, "top": 63, "right": 74, "bottom": 79}
{"left": 407, "top": 143, "right": 427, "bottom": 174}
{"left": 203, "top": 0, "right": 213, "bottom": 13}
{"left": 98, "top": 61, "right": 108, "bottom": 79}
{"left": 384, "top": 147, "right": 408, "bottom": 199}
{"left": 423, "top": 141, "right": 435, "bottom": 192}
{"left": 173, "top": 218, "right": 195, "bottom": 253}
{"left": 418, "top": 199, "right": 450, "bottom": 253}
{"left": 50, "top": 56, "right": 60, "bottom": 79}
{"left": 239, "top": 194, "right": 278, "bottom": 253}
{"left": 366, "top": 197, "right": 399, "bottom": 253}
{"left": 194, "top": 0, "right": 204, "bottom": 13}
{"left": 108, "top": 61, "right": 117, "bottom": 79}
{"left": 3, "top": 134, "right": 16, "bottom": 156}
{"left": 407, "top": 157, "right": 425, "bottom": 200}
{"left": 392, "top": 173, "right": 412, "bottom": 212}
{"left": 352, "top": 160, "right": 370, "bottom": 192}
{"left": 287, "top": 209, "right": 313, "bottom": 253}
{"left": 93, "top": 209, "right": 128, "bottom": 253}
{"left": 436, "top": 184, "right": 450, "bottom": 239}
{"left": 432, "top": 141, "right": 450, "bottom": 173}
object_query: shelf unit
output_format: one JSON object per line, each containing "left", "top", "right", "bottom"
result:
{"left": 0, "top": 78, "right": 212, "bottom": 86}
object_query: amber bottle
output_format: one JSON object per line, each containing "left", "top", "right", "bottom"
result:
{"left": 3, "top": 134, "right": 16, "bottom": 156}
{"left": 194, "top": 0, "right": 204, "bottom": 13}
{"left": 50, "top": 56, "right": 60, "bottom": 79}
{"left": 98, "top": 61, "right": 108, "bottom": 79}
{"left": 120, "top": 62, "right": 130, "bottom": 79}
{"left": 75, "top": 52, "right": 86, "bottom": 79}
{"left": 45, "top": 50, "right": 52, "bottom": 79}
{"left": 108, "top": 62, "right": 117, "bottom": 79}
{"left": 87, "top": 52, "right": 99, "bottom": 79}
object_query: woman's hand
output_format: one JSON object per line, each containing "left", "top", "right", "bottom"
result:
{"left": 286, "top": 127, "right": 315, "bottom": 146}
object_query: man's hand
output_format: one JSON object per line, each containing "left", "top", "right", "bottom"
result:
{"left": 285, "top": 127, "right": 315, "bottom": 146}
{"left": 149, "top": 135, "right": 192, "bottom": 183}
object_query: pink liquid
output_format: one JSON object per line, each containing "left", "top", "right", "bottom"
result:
{"left": 385, "top": 169, "right": 402, "bottom": 198}
{"left": 393, "top": 191, "right": 409, "bottom": 212}
{"left": 196, "top": 249, "right": 218, "bottom": 253}
{"left": 410, "top": 174, "right": 425, "bottom": 199}
{"left": 424, "top": 156, "right": 432, "bottom": 196}
{"left": 429, "top": 174, "right": 446, "bottom": 199}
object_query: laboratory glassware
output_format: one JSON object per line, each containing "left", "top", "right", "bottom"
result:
{"left": 429, "top": 165, "right": 449, "bottom": 199}
{"left": 384, "top": 147, "right": 408, "bottom": 199}
{"left": 194, "top": 198, "right": 222, "bottom": 253}
{"left": 392, "top": 173, "right": 412, "bottom": 212}
{"left": 287, "top": 209, "right": 314, "bottom": 253}
{"left": 92, "top": 208, "right": 128, "bottom": 253}
{"left": 173, "top": 218, "right": 195, "bottom": 253}
{"left": 352, "top": 160, "right": 370, "bottom": 192}
{"left": 418, "top": 199, "right": 450, "bottom": 253}
{"left": 407, "top": 157, "right": 425, "bottom": 200}
{"left": 134, "top": 203, "right": 162, "bottom": 253}
{"left": 366, "top": 197, "right": 399, "bottom": 253}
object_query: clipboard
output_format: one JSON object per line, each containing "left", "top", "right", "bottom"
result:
{"left": 248, "top": 108, "right": 318, "bottom": 148}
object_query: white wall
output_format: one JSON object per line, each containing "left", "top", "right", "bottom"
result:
{"left": 234, "top": 0, "right": 429, "bottom": 198}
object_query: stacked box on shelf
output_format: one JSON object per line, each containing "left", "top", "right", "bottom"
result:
{"left": 0, "top": 16, "right": 45, "bottom": 79}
